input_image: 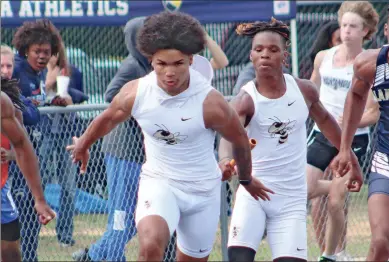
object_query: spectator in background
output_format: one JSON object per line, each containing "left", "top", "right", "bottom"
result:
{"left": 1, "top": 45, "right": 40, "bottom": 126}
{"left": 306, "top": 20, "right": 342, "bottom": 257}
{"left": 1, "top": 44, "right": 41, "bottom": 262}
{"left": 10, "top": 19, "right": 86, "bottom": 261}
{"left": 38, "top": 38, "right": 87, "bottom": 249}
{"left": 232, "top": 62, "right": 256, "bottom": 96}
{"left": 309, "top": 21, "right": 341, "bottom": 65}
{"left": 203, "top": 30, "right": 229, "bottom": 70}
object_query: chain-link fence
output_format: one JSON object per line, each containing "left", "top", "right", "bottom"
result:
{"left": 4, "top": 101, "right": 379, "bottom": 261}
{"left": 1, "top": 1, "right": 389, "bottom": 261}
{"left": 7, "top": 105, "right": 228, "bottom": 261}
{"left": 1, "top": 2, "right": 387, "bottom": 100}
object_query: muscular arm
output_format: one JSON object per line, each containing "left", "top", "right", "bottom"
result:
{"left": 339, "top": 50, "right": 377, "bottom": 152}
{"left": 358, "top": 91, "right": 379, "bottom": 128}
{"left": 204, "top": 90, "right": 252, "bottom": 181}
{"left": 77, "top": 80, "right": 138, "bottom": 150}
{"left": 1, "top": 92, "right": 45, "bottom": 202}
{"left": 296, "top": 78, "right": 342, "bottom": 149}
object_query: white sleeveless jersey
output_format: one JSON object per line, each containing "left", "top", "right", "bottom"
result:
{"left": 242, "top": 74, "right": 309, "bottom": 196}
{"left": 131, "top": 68, "right": 221, "bottom": 184}
{"left": 313, "top": 46, "right": 369, "bottom": 135}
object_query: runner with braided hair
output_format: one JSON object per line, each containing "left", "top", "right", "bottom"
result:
{"left": 1, "top": 77, "right": 55, "bottom": 262}
{"left": 236, "top": 17, "right": 290, "bottom": 39}
{"left": 1, "top": 78, "right": 25, "bottom": 111}
{"left": 219, "top": 17, "right": 361, "bottom": 262}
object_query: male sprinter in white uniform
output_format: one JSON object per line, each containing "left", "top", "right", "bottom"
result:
{"left": 331, "top": 5, "right": 389, "bottom": 260}
{"left": 67, "top": 11, "right": 272, "bottom": 262}
{"left": 307, "top": 2, "right": 379, "bottom": 260}
{"left": 218, "top": 18, "right": 362, "bottom": 262}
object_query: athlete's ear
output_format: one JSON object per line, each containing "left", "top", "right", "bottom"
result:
{"left": 249, "top": 52, "right": 253, "bottom": 62}
{"left": 189, "top": 54, "right": 193, "bottom": 66}
{"left": 362, "top": 26, "right": 369, "bottom": 39}
{"left": 283, "top": 49, "right": 289, "bottom": 60}
{"left": 283, "top": 50, "right": 290, "bottom": 68}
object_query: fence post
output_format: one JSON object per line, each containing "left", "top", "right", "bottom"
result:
{"left": 220, "top": 181, "right": 229, "bottom": 261}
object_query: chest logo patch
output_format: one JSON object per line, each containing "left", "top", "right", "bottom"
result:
{"left": 153, "top": 124, "right": 188, "bottom": 145}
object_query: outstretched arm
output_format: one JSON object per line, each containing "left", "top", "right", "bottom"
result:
{"left": 205, "top": 32, "right": 229, "bottom": 69}
{"left": 218, "top": 90, "right": 254, "bottom": 162}
{"left": 206, "top": 90, "right": 274, "bottom": 200}
{"left": 329, "top": 50, "right": 377, "bottom": 181}
{"left": 1, "top": 92, "right": 43, "bottom": 202}
{"left": 1, "top": 92, "right": 55, "bottom": 223}
{"left": 297, "top": 77, "right": 363, "bottom": 191}
{"left": 357, "top": 91, "right": 379, "bottom": 128}
{"left": 77, "top": 80, "right": 138, "bottom": 151}
{"left": 296, "top": 78, "right": 342, "bottom": 149}
{"left": 67, "top": 80, "right": 138, "bottom": 173}
{"left": 340, "top": 51, "right": 377, "bottom": 152}
{"left": 204, "top": 90, "right": 251, "bottom": 181}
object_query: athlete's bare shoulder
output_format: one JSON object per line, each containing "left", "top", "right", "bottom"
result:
{"left": 112, "top": 79, "right": 139, "bottom": 113}
{"left": 294, "top": 77, "right": 319, "bottom": 109}
{"left": 230, "top": 89, "right": 255, "bottom": 118}
{"left": 1, "top": 91, "right": 15, "bottom": 119}
{"left": 203, "top": 89, "right": 230, "bottom": 129}
{"left": 353, "top": 48, "right": 380, "bottom": 85}
{"left": 313, "top": 49, "right": 328, "bottom": 69}
{"left": 203, "top": 88, "right": 224, "bottom": 109}
{"left": 119, "top": 79, "right": 139, "bottom": 97}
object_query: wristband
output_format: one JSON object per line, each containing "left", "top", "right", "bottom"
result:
{"left": 239, "top": 177, "right": 252, "bottom": 185}
{"left": 218, "top": 157, "right": 232, "bottom": 163}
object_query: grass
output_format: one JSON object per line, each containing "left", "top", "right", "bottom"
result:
{"left": 36, "top": 185, "right": 371, "bottom": 261}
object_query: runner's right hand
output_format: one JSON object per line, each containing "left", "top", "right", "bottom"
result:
{"left": 243, "top": 177, "right": 275, "bottom": 201}
{"left": 66, "top": 136, "right": 89, "bottom": 174}
{"left": 34, "top": 199, "right": 56, "bottom": 225}
{"left": 218, "top": 158, "right": 235, "bottom": 181}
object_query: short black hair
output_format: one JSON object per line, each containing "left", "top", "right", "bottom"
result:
{"left": 236, "top": 17, "right": 290, "bottom": 47}
{"left": 1, "top": 77, "right": 25, "bottom": 111}
{"left": 12, "top": 19, "right": 61, "bottom": 57}
{"left": 136, "top": 11, "right": 206, "bottom": 57}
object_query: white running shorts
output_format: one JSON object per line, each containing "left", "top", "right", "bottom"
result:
{"left": 135, "top": 176, "right": 221, "bottom": 258}
{"left": 228, "top": 185, "right": 307, "bottom": 260}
